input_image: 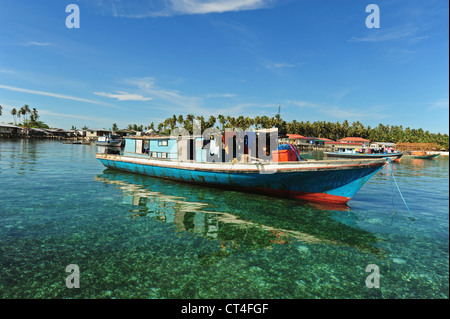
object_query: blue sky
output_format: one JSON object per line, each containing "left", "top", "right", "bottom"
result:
{"left": 0, "top": 0, "right": 448, "bottom": 133}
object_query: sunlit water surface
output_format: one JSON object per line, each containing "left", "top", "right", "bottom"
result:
{"left": 0, "top": 140, "right": 448, "bottom": 298}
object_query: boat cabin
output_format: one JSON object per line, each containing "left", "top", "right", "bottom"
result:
{"left": 123, "top": 129, "right": 279, "bottom": 163}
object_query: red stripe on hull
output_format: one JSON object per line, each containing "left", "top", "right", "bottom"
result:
{"left": 244, "top": 187, "right": 351, "bottom": 205}
{"left": 291, "top": 192, "right": 350, "bottom": 204}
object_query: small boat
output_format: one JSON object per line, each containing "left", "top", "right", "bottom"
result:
{"left": 96, "top": 133, "right": 388, "bottom": 205}
{"left": 62, "top": 139, "right": 82, "bottom": 144}
{"left": 403, "top": 151, "right": 440, "bottom": 159}
{"left": 96, "top": 135, "right": 123, "bottom": 147}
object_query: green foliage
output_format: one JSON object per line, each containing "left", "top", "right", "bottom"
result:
{"left": 152, "top": 114, "right": 448, "bottom": 150}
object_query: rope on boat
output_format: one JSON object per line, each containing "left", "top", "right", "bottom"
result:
{"left": 387, "top": 158, "right": 416, "bottom": 221}
{"left": 288, "top": 143, "right": 304, "bottom": 161}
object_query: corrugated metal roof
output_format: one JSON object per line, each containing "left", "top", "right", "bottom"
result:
{"left": 0, "top": 123, "right": 22, "bottom": 129}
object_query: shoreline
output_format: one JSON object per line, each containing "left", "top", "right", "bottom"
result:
{"left": 1, "top": 136, "right": 449, "bottom": 155}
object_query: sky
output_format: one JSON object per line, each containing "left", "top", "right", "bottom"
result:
{"left": 0, "top": 0, "right": 448, "bottom": 134}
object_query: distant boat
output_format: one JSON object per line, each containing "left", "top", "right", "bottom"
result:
{"left": 403, "top": 151, "right": 440, "bottom": 159}
{"left": 96, "top": 135, "right": 123, "bottom": 147}
{"left": 324, "top": 143, "right": 403, "bottom": 162}
{"left": 324, "top": 151, "right": 403, "bottom": 161}
{"left": 96, "top": 134, "right": 388, "bottom": 205}
{"left": 62, "top": 139, "right": 82, "bottom": 144}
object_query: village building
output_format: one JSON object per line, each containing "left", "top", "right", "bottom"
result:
{"left": 85, "top": 129, "right": 113, "bottom": 140}
{"left": 0, "top": 123, "right": 24, "bottom": 137}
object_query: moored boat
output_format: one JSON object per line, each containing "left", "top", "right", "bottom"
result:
{"left": 96, "top": 135, "right": 123, "bottom": 147}
{"left": 324, "top": 151, "right": 403, "bottom": 161}
{"left": 403, "top": 151, "right": 440, "bottom": 159}
{"left": 62, "top": 139, "right": 82, "bottom": 144}
{"left": 325, "top": 141, "right": 403, "bottom": 162}
{"left": 96, "top": 133, "right": 387, "bottom": 205}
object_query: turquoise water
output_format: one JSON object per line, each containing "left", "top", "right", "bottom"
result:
{"left": 0, "top": 140, "right": 448, "bottom": 298}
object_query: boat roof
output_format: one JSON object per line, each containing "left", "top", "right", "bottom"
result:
{"left": 126, "top": 134, "right": 204, "bottom": 140}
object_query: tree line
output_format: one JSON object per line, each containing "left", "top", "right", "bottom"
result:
{"left": 0, "top": 104, "right": 49, "bottom": 128}
{"left": 108, "top": 114, "right": 449, "bottom": 151}
{"left": 2, "top": 105, "right": 445, "bottom": 149}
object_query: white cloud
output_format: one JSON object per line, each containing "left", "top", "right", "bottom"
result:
{"left": 94, "top": 91, "right": 152, "bottom": 101}
{"left": 21, "top": 41, "right": 52, "bottom": 46}
{"left": 171, "top": 0, "right": 270, "bottom": 14}
{"left": 260, "top": 59, "right": 305, "bottom": 75}
{"left": 0, "top": 84, "right": 113, "bottom": 107}
{"left": 349, "top": 26, "right": 419, "bottom": 43}
{"left": 205, "top": 93, "right": 237, "bottom": 98}
{"left": 318, "top": 105, "right": 389, "bottom": 121}
{"left": 97, "top": 0, "right": 275, "bottom": 18}
{"left": 123, "top": 77, "right": 203, "bottom": 112}
{"left": 429, "top": 98, "right": 449, "bottom": 110}
{"left": 284, "top": 100, "right": 319, "bottom": 108}
{"left": 38, "top": 110, "right": 100, "bottom": 121}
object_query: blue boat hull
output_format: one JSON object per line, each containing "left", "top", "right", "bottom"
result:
{"left": 96, "top": 154, "right": 386, "bottom": 204}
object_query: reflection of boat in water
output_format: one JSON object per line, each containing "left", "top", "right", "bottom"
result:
{"left": 96, "top": 135, "right": 123, "bottom": 147}
{"left": 96, "top": 134, "right": 387, "bottom": 205}
{"left": 403, "top": 151, "right": 440, "bottom": 159}
{"left": 94, "top": 169, "right": 383, "bottom": 256}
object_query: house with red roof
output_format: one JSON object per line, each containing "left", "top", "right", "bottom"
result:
{"left": 337, "top": 137, "right": 371, "bottom": 145}
{"left": 322, "top": 137, "right": 370, "bottom": 152}
{"left": 285, "top": 134, "right": 315, "bottom": 146}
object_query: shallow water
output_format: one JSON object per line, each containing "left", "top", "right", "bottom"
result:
{"left": 0, "top": 140, "right": 448, "bottom": 298}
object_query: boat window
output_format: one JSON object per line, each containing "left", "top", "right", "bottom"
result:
{"left": 143, "top": 140, "right": 149, "bottom": 154}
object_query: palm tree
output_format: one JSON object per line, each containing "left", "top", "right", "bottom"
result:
{"left": 11, "top": 108, "right": 17, "bottom": 124}
{"left": 22, "top": 104, "right": 31, "bottom": 125}
{"left": 30, "top": 108, "right": 39, "bottom": 125}
{"left": 171, "top": 115, "right": 177, "bottom": 130}
{"left": 206, "top": 115, "right": 216, "bottom": 130}
{"left": 217, "top": 114, "right": 226, "bottom": 131}
{"left": 19, "top": 107, "right": 26, "bottom": 126}
{"left": 184, "top": 114, "right": 195, "bottom": 133}
{"left": 177, "top": 115, "right": 184, "bottom": 127}
{"left": 254, "top": 116, "right": 261, "bottom": 129}
{"left": 196, "top": 115, "right": 205, "bottom": 133}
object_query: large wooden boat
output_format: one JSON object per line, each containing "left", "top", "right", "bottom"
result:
{"left": 96, "top": 133, "right": 387, "bottom": 205}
